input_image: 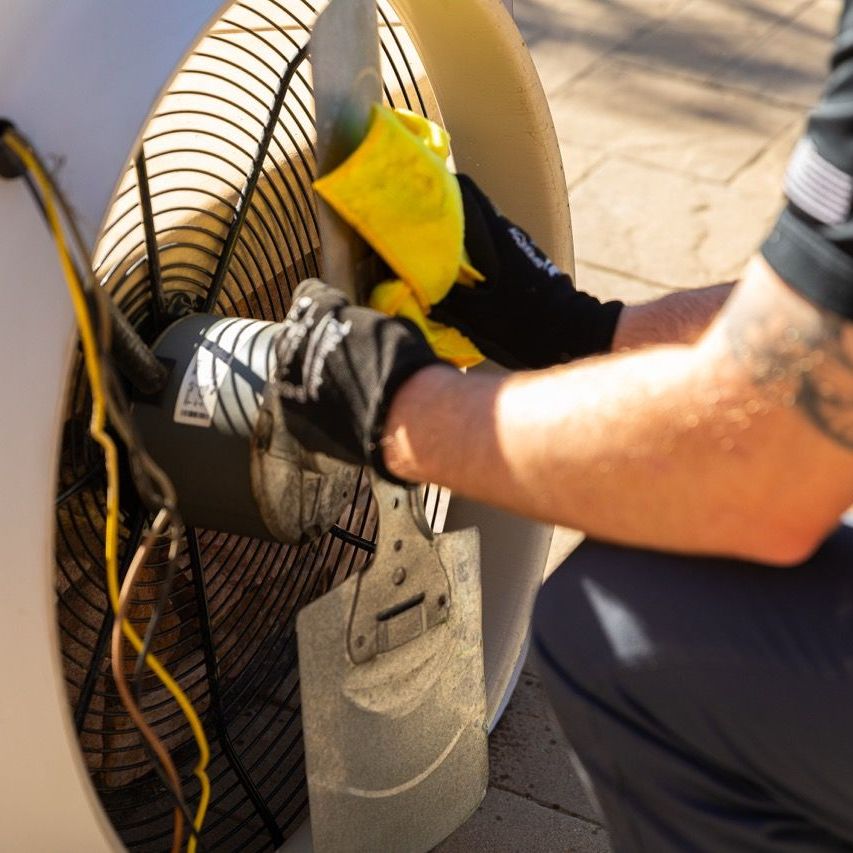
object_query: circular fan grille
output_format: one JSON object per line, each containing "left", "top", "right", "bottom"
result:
{"left": 54, "top": 2, "right": 446, "bottom": 849}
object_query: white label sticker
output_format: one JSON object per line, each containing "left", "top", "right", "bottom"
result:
{"left": 173, "top": 343, "right": 231, "bottom": 427}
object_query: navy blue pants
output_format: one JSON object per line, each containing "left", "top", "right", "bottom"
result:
{"left": 532, "top": 526, "right": 853, "bottom": 851}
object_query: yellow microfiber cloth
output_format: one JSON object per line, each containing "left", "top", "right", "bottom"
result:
{"left": 313, "top": 104, "right": 485, "bottom": 368}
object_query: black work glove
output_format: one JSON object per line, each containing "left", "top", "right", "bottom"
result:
{"left": 431, "top": 174, "right": 624, "bottom": 369}
{"left": 275, "top": 279, "right": 441, "bottom": 483}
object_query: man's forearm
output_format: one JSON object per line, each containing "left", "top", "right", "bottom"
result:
{"left": 383, "top": 347, "right": 770, "bottom": 560}
{"left": 382, "top": 259, "right": 853, "bottom": 565}
{"left": 612, "top": 283, "right": 733, "bottom": 350}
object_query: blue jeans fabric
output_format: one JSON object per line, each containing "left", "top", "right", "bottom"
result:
{"left": 532, "top": 527, "right": 853, "bottom": 852}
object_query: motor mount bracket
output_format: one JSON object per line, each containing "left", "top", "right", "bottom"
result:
{"left": 347, "top": 476, "right": 452, "bottom": 664}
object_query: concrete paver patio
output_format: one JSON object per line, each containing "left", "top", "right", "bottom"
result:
{"left": 439, "top": 0, "right": 840, "bottom": 849}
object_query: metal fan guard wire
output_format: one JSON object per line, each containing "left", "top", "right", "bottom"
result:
{"left": 54, "top": 2, "right": 447, "bottom": 848}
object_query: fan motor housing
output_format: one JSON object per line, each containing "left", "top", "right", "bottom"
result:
{"left": 133, "top": 313, "right": 357, "bottom": 543}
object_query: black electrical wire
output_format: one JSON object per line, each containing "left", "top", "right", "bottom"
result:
{"left": 130, "top": 524, "right": 210, "bottom": 853}
{"left": 134, "top": 148, "right": 167, "bottom": 332}
{"left": 203, "top": 41, "right": 309, "bottom": 312}
{"left": 2, "top": 125, "right": 203, "bottom": 848}
{"left": 101, "top": 371, "right": 209, "bottom": 853}
{"left": 132, "top": 527, "right": 181, "bottom": 692}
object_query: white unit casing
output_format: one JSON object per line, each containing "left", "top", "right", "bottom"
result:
{"left": 0, "top": 1, "right": 571, "bottom": 848}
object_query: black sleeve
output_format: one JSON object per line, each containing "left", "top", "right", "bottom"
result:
{"left": 761, "top": 1, "right": 853, "bottom": 318}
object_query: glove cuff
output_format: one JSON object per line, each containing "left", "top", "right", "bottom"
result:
{"left": 368, "top": 317, "right": 441, "bottom": 484}
{"left": 541, "top": 291, "right": 625, "bottom": 367}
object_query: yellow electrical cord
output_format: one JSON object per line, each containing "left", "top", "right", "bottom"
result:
{"left": 3, "top": 130, "right": 210, "bottom": 851}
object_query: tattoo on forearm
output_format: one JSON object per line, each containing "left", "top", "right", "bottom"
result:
{"left": 726, "top": 292, "right": 853, "bottom": 449}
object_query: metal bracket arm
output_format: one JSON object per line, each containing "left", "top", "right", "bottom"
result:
{"left": 347, "top": 474, "right": 452, "bottom": 664}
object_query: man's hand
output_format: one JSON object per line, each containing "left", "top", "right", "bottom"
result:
{"left": 275, "top": 279, "right": 442, "bottom": 483}
{"left": 431, "top": 175, "right": 623, "bottom": 368}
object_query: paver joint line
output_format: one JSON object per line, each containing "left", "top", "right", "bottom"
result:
{"left": 490, "top": 781, "right": 606, "bottom": 829}
{"left": 439, "top": 0, "right": 838, "bottom": 848}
